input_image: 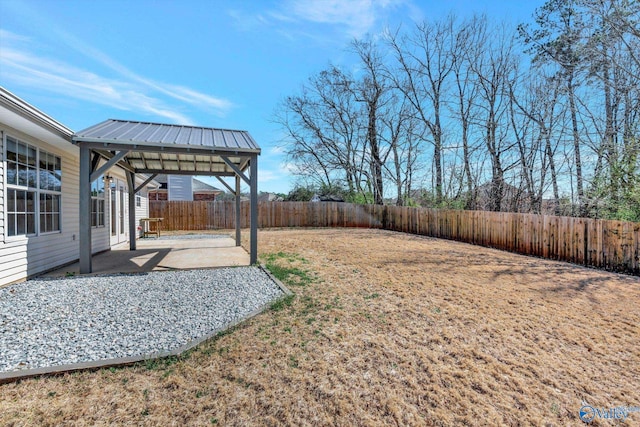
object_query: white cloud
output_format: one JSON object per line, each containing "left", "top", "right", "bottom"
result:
{"left": 0, "top": 29, "right": 30, "bottom": 43}
{"left": 286, "top": 0, "right": 377, "bottom": 37}
{"left": 270, "top": 145, "right": 286, "bottom": 155}
{"left": 227, "top": 9, "right": 274, "bottom": 31}
{"left": 230, "top": 0, "right": 410, "bottom": 42}
{"left": 258, "top": 170, "right": 278, "bottom": 183}
{"left": 0, "top": 28, "right": 233, "bottom": 124}
{"left": 0, "top": 45, "right": 196, "bottom": 125}
{"left": 281, "top": 161, "right": 302, "bottom": 174}
{"left": 163, "top": 85, "right": 233, "bottom": 112}
{"left": 51, "top": 28, "right": 233, "bottom": 114}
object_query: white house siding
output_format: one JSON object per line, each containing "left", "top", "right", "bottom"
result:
{"left": 1, "top": 92, "right": 157, "bottom": 287}
{"left": 135, "top": 188, "right": 149, "bottom": 222}
{"left": 0, "top": 124, "right": 81, "bottom": 286}
{"left": 90, "top": 172, "right": 110, "bottom": 254}
{"left": 91, "top": 166, "right": 152, "bottom": 243}
{"left": 168, "top": 175, "right": 193, "bottom": 201}
{"left": 0, "top": 132, "right": 140, "bottom": 286}
{"left": 0, "top": 130, "right": 4, "bottom": 241}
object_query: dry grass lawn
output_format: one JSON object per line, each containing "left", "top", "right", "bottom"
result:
{"left": 1, "top": 228, "right": 639, "bottom": 426}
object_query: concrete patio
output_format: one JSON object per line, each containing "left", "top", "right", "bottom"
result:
{"left": 42, "top": 234, "right": 250, "bottom": 277}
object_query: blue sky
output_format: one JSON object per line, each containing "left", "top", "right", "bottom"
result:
{"left": 0, "top": 0, "right": 542, "bottom": 194}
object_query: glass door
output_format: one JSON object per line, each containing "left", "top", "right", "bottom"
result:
{"left": 110, "top": 181, "right": 117, "bottom": 245}
{"left": 109, "top": 179, "right": 129, "bottom": 245}
{"left": 118, "top": 182, "right": 128, "bottom": 242}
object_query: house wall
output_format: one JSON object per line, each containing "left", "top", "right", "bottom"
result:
{"left": 92, "top": 162, "right": 110, "bottom": 254}
{"left": 148, "top": 190, "right": 168, "bottom": 201}
{"left": 88, "top": 159, "right": 122, "bottom": 251}
{"left": 99, "top": 167, "right": 152, "bottom": 243}
{"left": 1, "top": 92, "right": 157, "bottom": 287}
{"left": 0, "top": 130, "right": 4, "bottom": 239}
{"left": 168, "top": 175, "right": 193, "bottom": 201}
{"left": 0, "top": 123, "right": 153, "bottom": 287}
{"left": 135, "top": 189, "right": 148, "bottom": 220}
{"left": 148, "top": 190, "right": 216, "bottom": 201}
{"left": 135, "top": 188, "right": 149, "bottom": 237}
{"left": 0, "top": 123, "right": 83, "bottom": 286}
{"left": 194, "top": 192, "right": 216, "bottom": 201}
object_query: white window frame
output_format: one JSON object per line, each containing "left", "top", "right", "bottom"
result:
{"left": 4, "top": 134, "right": 62, "bottom": 239}
{"left": 91, "top": 175, "right": 106, "bottom": 228}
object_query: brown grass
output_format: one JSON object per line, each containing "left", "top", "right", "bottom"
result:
{"left": 1, "top": 228, "right": 638, "bottom": 426}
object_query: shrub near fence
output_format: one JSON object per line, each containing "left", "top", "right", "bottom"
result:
{"left": 150, "top": 201, "right": 640, "bottom": 275}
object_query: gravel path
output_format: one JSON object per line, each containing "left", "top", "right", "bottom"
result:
{"left": 0, "top": 267, "right": 285, "bottom": 373}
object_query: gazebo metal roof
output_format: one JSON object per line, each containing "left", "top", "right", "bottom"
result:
{"left": 72, "top": 119, "right": 260, "bottom": 176}
{"left": 73, "top": 118, "right": 260, "bottom": 274}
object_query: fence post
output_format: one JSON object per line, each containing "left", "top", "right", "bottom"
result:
{"left": 146, "top": 200, "right": 638, "bottom": 275}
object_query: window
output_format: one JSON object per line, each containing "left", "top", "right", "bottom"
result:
{"left": 136, "top": 195, "right": 142, "bottom": 207}
{"left": 7, "top": 189, "right": 36, "bottom": 236}
{"left": 91, "top": 176, "right": 106, "bottom": 227}
{"left": 40, "top": 193, "right": 61, "bottom": 233}
{"left": 5, "top": 136, "right": 62, "bottom": 237}
{"left": 39, "top": 151, "right": 62, "bottom": 191}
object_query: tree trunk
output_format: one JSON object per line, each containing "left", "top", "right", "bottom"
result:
{"left": 567, "top": 73, "right": 585, "bottom": 215}
{"left": 368, "top": 103, "right": 384, "bottom": 205}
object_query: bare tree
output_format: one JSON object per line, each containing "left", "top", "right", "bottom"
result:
{"left": 274, "top": 66, "right": 366, "bottom": 193}
{"left": 469, "top": 22, "right": 520, "bottom": 211}
{"left": 375, "top": 87, "right": 421, "bottom": 205}
{"left": 386, "top": 16, "right": 459, "bottom": 205}
{"left": 351, "top": 39, "right": 389, "bottom": 205}
{"left": 276, "top": 6, "right": 639, "bottom": 218}
{"left": 519, "top": 0, "right": 590, "bottom": 215}
{"left": 581, "top": 0, "right": 640, "bottom": 218}
{"left": 450, "top": 15, "right": 486, "bottom": 209}
{"left": 510, "top": 73, "right": 565, "bottom": 213}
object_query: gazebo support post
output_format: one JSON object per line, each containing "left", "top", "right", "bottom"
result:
{"left": 73, "top": 121, "right": 261, "bottom": 269}
{"left": 79, "top": 145, "right": 92, "bottom": 273}
{"left": 127, "top": 171, "right": 137, "bottom": 250}
{"left": 249, "top": 155, "right": 258, "bottom": 265}
{"left": 235, "top": 174, "right": 241, "bottom": 246}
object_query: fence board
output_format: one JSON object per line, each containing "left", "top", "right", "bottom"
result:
{"left": 149, "top": 201, "right": 639, "bottom": 275}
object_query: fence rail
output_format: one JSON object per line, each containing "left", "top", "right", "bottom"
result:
{"left": 150, "top": 201, "right": 640, "bottom": 275}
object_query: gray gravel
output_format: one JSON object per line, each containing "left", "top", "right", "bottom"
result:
{"left": 0, "top": 267, "right": 284, "bottom": 373}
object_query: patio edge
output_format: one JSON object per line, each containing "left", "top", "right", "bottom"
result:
{"left": 0, "top": 266, "right": 291, "bottom": 384}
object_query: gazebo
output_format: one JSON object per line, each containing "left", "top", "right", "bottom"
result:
{"left": 72, "top": 119, "right": 260, "bottom": 274}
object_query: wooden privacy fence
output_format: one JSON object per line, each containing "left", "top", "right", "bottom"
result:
{"left": 150, "top": 201, "right": 640, "bottom": 275}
